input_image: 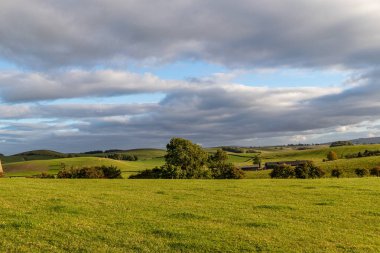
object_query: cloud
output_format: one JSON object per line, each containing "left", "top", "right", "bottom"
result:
{"left": 0, "top": 70, "right": 179, "bottom": 102}
{"left": 1, "top": 68, "right": 379, "bottom": 154}
{"left": 1, "top": 0, "right": 380, "bottom": 153}
{"left": 1, "top": 0, "right": 380, "bottom": 68}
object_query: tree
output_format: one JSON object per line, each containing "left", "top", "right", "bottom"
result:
{"left": 209, "top": 149, "right": 228, "bottom": 166}
{"left": 165, "top": 137, "right": 209, "bottom": 178}
{"left": 270, "top": 164, "right": 295, "bottom": 179}
{"left": 327, "top": 151, "right": 338, "bottom": 161}
{"left": 253, "top": 156, "right": 262, "bottom": 168}
{"left": 208, "top": 149, "right": 244, "bottom": 179}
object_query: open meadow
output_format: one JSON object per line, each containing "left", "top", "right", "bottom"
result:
{"left": 0, "top": 178, "right": 379, "bottom": 252}
{"left": 2, "top": 144, "right": 380, "bottom": 178}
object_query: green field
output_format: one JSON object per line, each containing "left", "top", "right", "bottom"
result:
{"left": 0, "top": 178, "right": 378, "bottom": 252}
{"left": 2, "top": 144, "right": 380, "bottom": 178}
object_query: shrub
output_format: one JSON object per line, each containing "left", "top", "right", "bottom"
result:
{"left": 355, "top": 168, "right": 369, "bottom": 177}
{"left": 307, "top": 163, "right": 325, "bottom": 179}
{"left": 129, "top": 165, "right": 183, "bottom": 179}
{"left": 29, "top": 172, "right": 55, "bottom": 179}
{"left": 270, "top": 164, "right": 295, "bottom": 179}
{"left": 211, "top": 163, "right": 245, "bottom": 179}
{"left": 76, "top": 167, "right": 105, "bottom": 179}
{"left": 370, "top": 166, "right": 380, "bottom": 177}
{"left": 57, "top": 166, "right": 122, "bottom": 179}
{"left": 100, "top": 165, "right": 122, "bottom": 179}
{"left": 294, "top": 165, "right": 308, "bottom": 179}
{"left": 331, "top": 168, "right": 343, "bottom": 178}
{"left": 327, "top": 151, "right": 338, "bottom": 161}
{"left": 129, "top": 168, "right": 164, "bottom": 179}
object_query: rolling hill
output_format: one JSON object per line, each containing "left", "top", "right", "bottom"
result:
{"left": 2, "top": 144, "right": 380, "bottom": 178}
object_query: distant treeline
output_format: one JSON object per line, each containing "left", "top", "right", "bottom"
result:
{"left": 106, "top": 153, "right": 138, "bottom": 161}
{"left": 221, "top": 146, "right": 259, "bottom": 154}
{"left": 84, "top": 149, "right": 127, "bottom": 154}
{"left": 345, "top": 150, "right": 380, "bottom": 159}
{"left": 330, "top": 141, "right": 353, "bottom": 147}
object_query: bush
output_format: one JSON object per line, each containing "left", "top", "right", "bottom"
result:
{"left": 370, "top": 166, "right": 380, "bottom": 177}
{"left": 331, "top": 168, "right": 343, "bottom": 178}
{"left": 129, "top": 168, "right": 164, "bottom": 179}
{"left": 270, "top": 164, "right": 295, "bottom": 179}
{"left": 355, "top": 168, "right": 369, "bottom": 177}
{"left": 294, "top": 166, "right": 308, "bottom": 179}
{"left": 294, "top": 162, "right": 325, "bottom": 179}
{"left": 307, "top": 163, "right": 325, "bottom": 179}
{"left": 211, "top": 163, "right": 245, "bottom": 179}
{"left": 57, "top": 166, "right": 122, "bottom": 179}
{"left": 129, "top": 165, "right": 183, "bottom": 179}
{"left": 76, "top": 167, "right": 105, "bottom": 179}
{"left": 327, "top": 151, "right": 338, "bottom": 161}
{"left": 100, "top": 165, "right": 122, "bottom": 179}
{"left": 33, "top": 172, "right": 55, "bottom": 179}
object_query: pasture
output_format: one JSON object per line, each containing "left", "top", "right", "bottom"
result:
{"left": 2, "top": 144, "right": 380, "bottom": 178}
{"left": 0, "top": 178, "right": 379, "bottom": 252}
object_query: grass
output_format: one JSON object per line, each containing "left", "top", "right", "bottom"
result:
{"left": 0, "top": 178, "right": 378, "bottom": 252}
{"left": 2, "top": 144, "right": 380, "bottom": 178}
{"left": 3, "top": 157, "right": 165, "bottom": 178}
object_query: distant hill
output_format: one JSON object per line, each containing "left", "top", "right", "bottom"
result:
{"left": 350, "top": 137, "right": 380, "bottom": 144}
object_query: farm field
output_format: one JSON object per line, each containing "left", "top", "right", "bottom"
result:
{"left": 2, "top": 144, "right": 380, "bottom": 178}
{"left": 0, "top": 178, "right": 378, "bottom": 252}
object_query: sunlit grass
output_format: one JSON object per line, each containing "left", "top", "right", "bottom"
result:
{"left": 0, "top": 178, "right": 378, "bottom": 252}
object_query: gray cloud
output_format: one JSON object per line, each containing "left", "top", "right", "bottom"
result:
{"left": 1, "top": 70, "right": 379, "bottom": 154}
{"left": 0, "top": 70, "right": 179, "bottom": 102}
{"left": 1, "top": 0, "right": 380, "bottom": 153}
{"left": 1, "top": 0, "right": 380, "bottom": 68}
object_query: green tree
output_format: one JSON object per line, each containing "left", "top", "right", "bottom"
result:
{"left": 327, "top": 151, "right": 338, "bottom": 161}
{"left": 209, "top": 149, "right": 228, "bottom": 166}
{"left": 208, "top": 149, "right": 244, "bottom": 179}
{"left": 165, "top": 137, "right": 209, "bottom": 178}
{"left": 253, "top": 156, "right": 262, "bottom": 168}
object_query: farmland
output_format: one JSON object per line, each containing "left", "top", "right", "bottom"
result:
{"left": 3, "top": 144, "right": 380, "bottom": 178}
{"left": 0, "top": 178, "right": 378, "bottom": 252}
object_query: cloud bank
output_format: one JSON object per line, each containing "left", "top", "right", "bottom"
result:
{"left": 1, "top": 0, "right": 380, "bottom": 153}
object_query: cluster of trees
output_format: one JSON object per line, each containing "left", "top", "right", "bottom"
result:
{"left": 345, "top": 150, "right": 380, "bottom": 159}
{"left": 130, "top": 138, "right": 244, "bottom": 179}
{"left": 29, "top": 166, "right": 123, "bottom": 179}
{"left": 330, "top": 141, "right": 353, "bottom": 147}
{"left": 330, "top": 166, "right": 380, "bottom": 178}
{"left": 106, "top": 153, "right": 138, "bottom": 161}
{"left": 270, "top": 162, "right": 325, "bottom": 179}
{"left": 221, "top": 146, "right": 245, "bottom": 153}
{"left": 57, "top": 166, "right": 122, "bottom": 179}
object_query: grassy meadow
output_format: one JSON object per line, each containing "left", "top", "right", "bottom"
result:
{"left": 0, "top": 178, "right": 379, "bottom": 252}
{"left": 2, "top": 144, "right": 380, "bottom": 178}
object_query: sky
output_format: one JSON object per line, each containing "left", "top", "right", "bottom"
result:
{"left": 1, "top": 0, "right": 380, "bottom": 154}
